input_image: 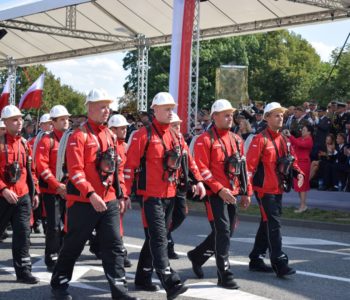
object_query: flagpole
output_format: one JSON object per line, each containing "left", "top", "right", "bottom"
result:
{"left": 36, "top": 108, "right": 40, "bottom": 135}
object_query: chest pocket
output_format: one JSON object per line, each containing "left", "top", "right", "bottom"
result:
{"left": 211, "top": 142, "right": 225, "bottom": 163}
{"left": 84, "top": 137, "right": 98, "bottom": 164}
{"left": 147, "top": 137, "right": 164, "bottom": 159}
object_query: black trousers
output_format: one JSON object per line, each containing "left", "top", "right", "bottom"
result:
{"left": 135, "top": 197, "right": 182, "bottom": 291}
{"left": 190, "top": 195, "right": 236, "bottom": 280}
{"left": 50, "top": 200, "right": 127, "bottom": 298}
{"left": 43, "top": 193, "right": 66, "bottom": 267}
{"left": 0, "top": 194, "right": 32, "bottom": 277}
{"left": 249, "top": 193, "right": 286, "bottom": 264}
{"left": 167, "top": 192, "right": 187, "bottom": 246}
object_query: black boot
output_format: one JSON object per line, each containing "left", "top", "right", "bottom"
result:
{"left": 272, "top": 255, "right": 296, "bottom": 278}
{"left": 16, "top": 271, "right": 39, "bottom": 284}
{"left": 168, "top": 243, "right": 179, "bottom": 260}
{"left": 51, "top": 289, "right": 72, "bottom": 300}
{"left": 187, "top": 250, "right": 204, "bottom": 279}
{"left": 124, "top": 249, "right": 132, "bottom": 268}
{"left": 217, "top": 271, "right": 239, "bottom": 290}
{"left": 249, "top": 258, "right": 273, "bottom": 273}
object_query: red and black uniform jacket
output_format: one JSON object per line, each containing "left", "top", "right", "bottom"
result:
{"left": 35, "top": 128, "right": 63, "bottom": 194}
{"left": 65, "top": 119, "right": 125, "bottom": 208}
{"left": 246, "top": 127, "right": 303, "bottom": 198}
{"left": 124, "top": 119, "right": 202, "bottom": 199}
{"left": 0, "top": 133, "right": 39, "bottom": 197}
{"left": 194, "top": 126, "right": 253, "bottom": 197}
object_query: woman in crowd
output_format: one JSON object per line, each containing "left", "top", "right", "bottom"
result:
{"left": 285, "top": 125, "right": 314, "bottom": 213}
{"left": 238, "top": 118, "right": 253, "bottom": 140}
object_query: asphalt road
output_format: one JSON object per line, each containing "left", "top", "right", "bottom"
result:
{"left": 1, "top": 205, "right": 350, "bottom": 300}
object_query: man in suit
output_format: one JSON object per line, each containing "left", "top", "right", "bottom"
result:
{"left": 289, "top": 106, "right": 311, "bottom": 138}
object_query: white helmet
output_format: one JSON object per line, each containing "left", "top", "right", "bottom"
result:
{"left": 50, "top": 105, "right": 71, "bottom": 119}
{"left": 210, "top": 99, "right": 236, "bottom": 116}
{"left": 170, "top": 112, "right": 182, "bottom": 123}
{"left": 1, "top": 105, "right": 24, "bottom": 119}
{"left": 108, "top": 114, "right": 129, "bottom": 128}
{"left": 263, "top": 102, "right": 287, "bottom": 119}
{"left": 85, "top": 88, "right": 113, "bottom": 105}
{"left": 0, "top": 119, "right": 5, "bottom": 128}
{"left": 151, "top": 92, "right": 176, "bottom": 109}
{"left": 39, "top": 113, "right": 51, "bottom": 124}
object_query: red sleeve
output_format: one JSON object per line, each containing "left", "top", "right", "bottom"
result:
{"left": 236, "top": 134, "right": 253, "bottom": 196}
{"left": 66, "top": 130, "right": 95, "bottom": 198}
{"left": 246, "top": 134, "right": 265, "bottom": 188}
{"left": 117, "top": 142, "right": 127, "bottom": 197}
{"left": 28, "top": 143, "right": 39, "bottom": 194}
{"left": 183, "top": 141, "right": 203, "bottom": 182}
{"left": 194, "top": 134, "right": 223, "bottom": 194}
{"left": 35, "top": 136, "right": 61, "bottom": 191}
{"left": 289, "top": 135, "right": 313, "bottom": 150}
{"left": 124, "top": 128, "right": 147, "bottom": 196}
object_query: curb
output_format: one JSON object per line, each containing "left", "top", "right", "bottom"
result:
{"left": 186, "top": 204, "right": 350, "bottom": 232}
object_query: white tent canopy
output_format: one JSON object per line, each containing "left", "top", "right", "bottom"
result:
{"left": 0, "top": 0, "right": 349, "bottom": 68}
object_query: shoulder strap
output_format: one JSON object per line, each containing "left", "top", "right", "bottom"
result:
{"left": 259, "top": 130, "right": 268, "bottom": 161}
{"left": 49, "top": 131, "right": 55, "bottom": 150}
{"left": 79, "top": 124, "right": 89, "bottom": 144}
{"left": 142, "top": 124, "right": 152, "bottom": 158}
{"left": 207, "top": 127, "right": 215, "bottom": 156}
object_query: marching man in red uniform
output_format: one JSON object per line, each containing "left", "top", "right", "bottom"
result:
{"left": 246, "top": 102, "right": 304, "bottom": 277}
{"left": 50, "top": 89, "right": 138, "bottom": 300}
{"left": 0, "top": 105, "right": 40, "bottom": 284}
{"left": 124, "top": 92, "right": 205, "bottom": 299}
{"left": 188, "top": 99, "right": 252, "bottom": 289}
{"left": 35, "top": 105, "right": 70, "bottom": 271}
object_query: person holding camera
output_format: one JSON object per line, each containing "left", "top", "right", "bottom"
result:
{"left": 50, "top": 89, "right": 137, "bottom": 300}
{"left": 0, "top": 105, "right": 40, "bottom": 284}
{"left": 246, "top": 102, "right": 304, "bottom": 278}
{"left": 187, "top": 99, "right": 252, "bottom": 289}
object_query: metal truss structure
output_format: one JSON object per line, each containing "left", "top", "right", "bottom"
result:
{"left": 286, "top": 0, "right": 350, "bottom": 10}
{"left": 0, "top": 8, "right": 349, "bottom": 68}
{"left": 7, "top": 57, "right": 16, "bottom": 106}
{"left": 188, "top": 0, "right": 200, "bottom": 135}
{"left": 136, "top": 35, "right": 148, "bottom": 112}
{"left": 66, "top": 5, "right": 77, "bottom": 30}
{"left": 0, "top": 20, "right": 134, "bottom": 43}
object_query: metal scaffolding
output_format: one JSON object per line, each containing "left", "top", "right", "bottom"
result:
{"left": 1, "top": 8, "right": 348, "bottom": 68}
{"left": 188, "top": 0, "right": 200, "bottom": 135}
{"left": 66, "top": 5, "right": 77, "bottom": 30}
{"left": 286, "top": 0, "right": 350, "bottom": 10}
{"left": 7, "top": 57, "right": 16, "bottom": 106}
{"left": 136, "top": 35, "right": 149, "bottom": 112}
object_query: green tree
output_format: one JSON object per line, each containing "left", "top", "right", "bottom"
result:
{"left": 123, "top": 30, "right": 323, "bottom": 109}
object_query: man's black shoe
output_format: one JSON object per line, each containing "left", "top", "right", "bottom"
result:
{"left": 51, "top": 289, "right": 72, "bottom": 300}
{"left": 124, "top": 256, "right": 132, "bottom": 268}
{"left": 168, "top": 245, "right": 179, "bottom": 260}
{"left": 272, "top": 264, "right": 296, "bottom": 278}
{"left": 249, "top": 259, "right": 274, "bottom": 273}
{"left": 167, "top": 283, "right": 188, "bottom": 300}
{"left": 17, "top": 271, "right": 39, "bottom": 284}
{"left": 187, "top": 251, "right": 203, "bottom": 279}
{"left": 217, "top": 279, "right": 239, "bottom": 290}
{"left": 135, "top": 282, "right": 160, "bottom": 291}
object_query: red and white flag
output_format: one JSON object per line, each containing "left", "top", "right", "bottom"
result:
{"left": 169, "top": 0, "right": 196, "bottom": 134}
{"left": 19, "top": 73, "right": 45, "bottom": 109}
{"left": 0, "top": 76, "right": 11, "bottom": 113}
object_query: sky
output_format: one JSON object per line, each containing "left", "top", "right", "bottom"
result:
{"left": 0, "top": 0, "right": 349, "bottom": 100}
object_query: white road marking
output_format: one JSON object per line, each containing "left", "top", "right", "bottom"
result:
{"left": 126, "top": 242, "right": 350, "bottom": 284}
{"left": 158, "top": 282, "right": 270, "bottom": 300}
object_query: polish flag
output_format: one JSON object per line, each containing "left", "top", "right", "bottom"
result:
{"left": 19, "top": 73, "right": 45, "bottom": 109}
{"left": 169, "top": 0, "right": 196, "bottom": 134}
{"left": 0, "top": 76, "right": 11, "bottom": 112}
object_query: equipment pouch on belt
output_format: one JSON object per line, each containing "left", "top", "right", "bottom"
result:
{"left": 4, "top": 161, "right": 21, "bottom": 184}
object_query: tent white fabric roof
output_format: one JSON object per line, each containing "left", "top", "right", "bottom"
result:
{"left": 0, "top": 0, "right": 349, "bottom": 67}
